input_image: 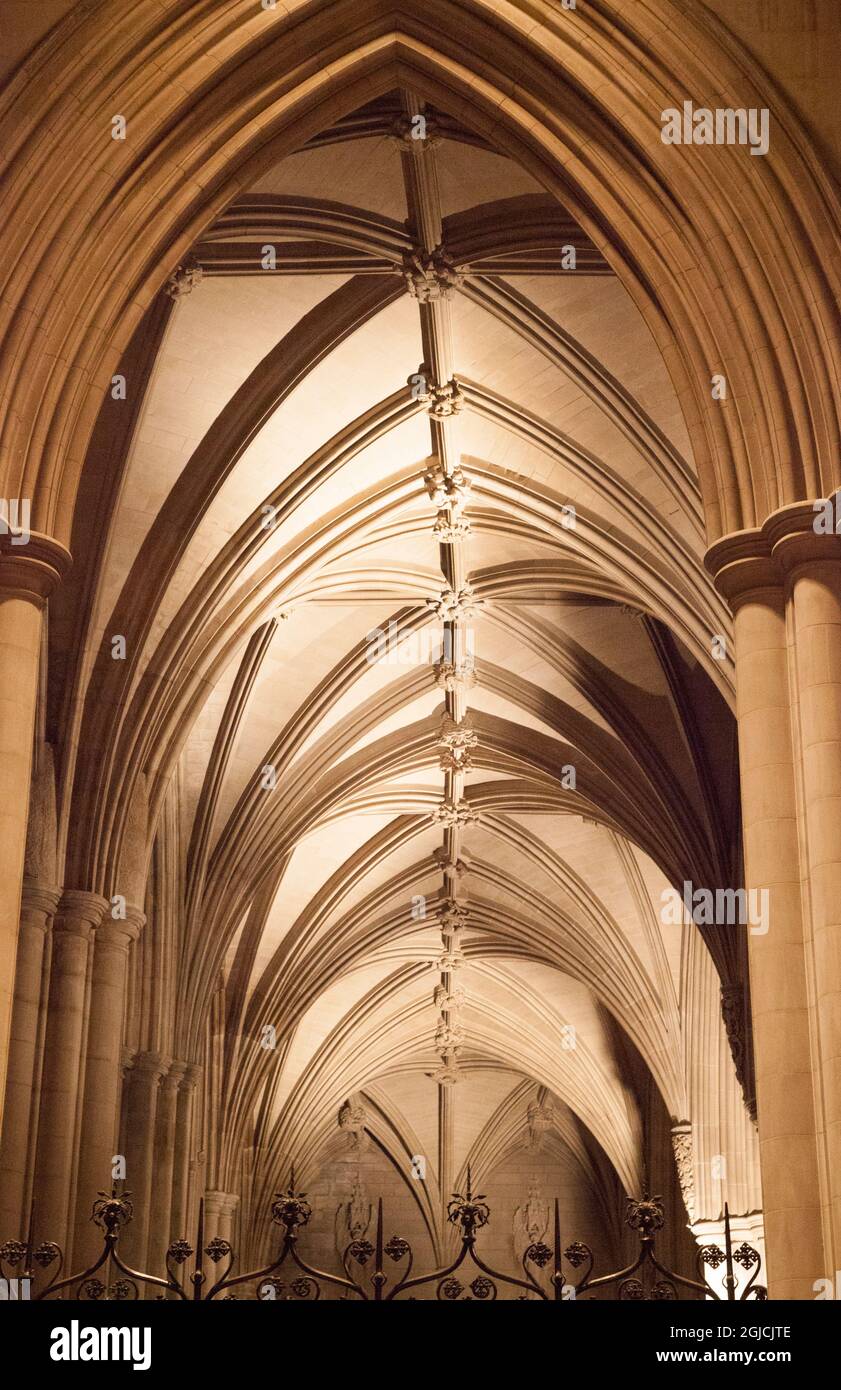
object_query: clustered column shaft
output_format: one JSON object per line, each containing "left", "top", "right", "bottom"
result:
{"left": 708, "top": 503, "right": 841, "bottom": 1295}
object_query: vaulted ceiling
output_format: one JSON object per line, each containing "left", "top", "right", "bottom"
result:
{"left": 45, "top": 89, "right": 756, "bottom": 1247}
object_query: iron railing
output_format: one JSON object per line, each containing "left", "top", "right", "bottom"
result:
{"left": 1, "top": 1180, "right": 765, "bottom": 1301}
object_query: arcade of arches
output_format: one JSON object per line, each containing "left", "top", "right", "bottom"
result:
{"left": 0, "top": 0, "right": 839, "bottom": 1300}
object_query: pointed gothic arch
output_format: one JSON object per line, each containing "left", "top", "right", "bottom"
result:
{"left": 0, "top": 0, "right": 838, "bottom": 544}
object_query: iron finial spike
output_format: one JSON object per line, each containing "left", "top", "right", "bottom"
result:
{"left": 290, "top": 1162, "right": 295, "bottom": 1191}
{"left": 373, "top": 1198, "right": 385, "bottom": 1301}
{"left": 723, "top": 1199, "right": 735, "bottom": 1299}
{"left": 466, "top": 1162, "right": 472, "bottom": 1200}
{"left": 26, "top": 1197, "right": 35, "bottom": 1269}
{"left": 193, "top": 1197, "right": 206, "bottom": 1301}
{"left": 553, "top": 1198, "right": 564, "bottom": 1300}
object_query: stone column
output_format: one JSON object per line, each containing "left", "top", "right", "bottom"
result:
{"left": 119, "top": 1050, "right": 170, "bottom": 1271}
{"left": 115, "top": 1044, "right": 134, "bottom": 1183}
{"left": 0, "top": 534, "right": 71, "bottom": 1132}
{"left": 0, "top": 884, "right": 59, "bottom": 1238}
{"left": 170, "top": 1063, "right": 200, "bottom": 1241}
{"left": 31, "top": 890, "right": 105, "bottom": 1252}
{"left": 72, "top": 908, "right": 143, "bottom": 1270}
{"left": 707, "top": 531, "right": 824, "bottom": 1297}
{"left": 204, "top": 1189, "right": 239, "bottom": 1249}
{"left": 145, "top": 1060, "right": 185, "bottom": 1273}
{"left": 771, "top": 508, "right": 841, "bottom": 1274}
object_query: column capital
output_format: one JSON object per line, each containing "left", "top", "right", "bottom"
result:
{"left": 204, "top": 1190, "right": 239, "bottom": 1216}
{"left": 705, "top": 526, "right": 778, "bottom": 607}
{"left": 162, "top": 1059, "right": 188, "bottom": 1093}
{"left": 707, "top": 499, "right": 841, "bottom": 606}
{"left": 53, "top": 889, "right": 109, "bottom": 936}
{"left": 766, "top": 499, "right": 841, "bottom": 575}
{"left": 124, "top": 904, "right": 147, "bottom": 931}
{"left": 0, "top": 532, "right": 72, "bottom": 602}
{"left": 95, "top": 917, "right": 142, "bottom": 950}
{"left": 96, "top": 901, "right": 144, "bottom": 947}
{"left": 20, "top": 881, "right": 62, "bottom": 922}
{"left": 130, "top": 1049, "right": 171, "bottom": 1080}
{"left": 179, "top": 1062, "right": 202, "bottom": 1092}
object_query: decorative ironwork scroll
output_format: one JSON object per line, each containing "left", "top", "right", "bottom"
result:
{"left": 388, "top": 1168, "right": 559, "bottom": 1300}
{"left": 570, "top": 1197, "right": 766, "bottom": 1302}
{"left": 1, "top": 1183, "right": 765, "bottom": 1302}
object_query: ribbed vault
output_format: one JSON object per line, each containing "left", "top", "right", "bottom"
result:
{"left": 13, "top": 2, "right": 793, "bottom": 1258}
{"left": 1, "top": 0, "right": 839, "bottom": 538}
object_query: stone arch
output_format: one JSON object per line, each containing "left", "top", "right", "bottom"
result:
{"left": 0, "top": 0, "right": 838, "bottom": 547}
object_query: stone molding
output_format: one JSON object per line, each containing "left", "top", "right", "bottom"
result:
{"left": 431, "top": 798, "right": 479, "bottom": 828}
{"left": 427, "top": 584, "right": 483, "bottom": 621}
{"left": 162, "top": 1059, "right": 188, "bottom": 1094}
{"left": 401, "top": 246, "right": 463, "bottom": 301}
{"left": 670, "top": 1121, "right": 695, "bottom": 1220}
{"left": 129, "top": 1049, "right": 172, "bottom": 1081}
{"left": 526, "top": 1099, "right": 555, "bottom": 1153}
{"left": 95, "top": 913, "right": 143, "bottom": 951}
{"left": 706, "top": 499, "right": 841, "bottom": 607}
{"left": 390, "top": 113, "right": 443, "bottom": 151}
{"left": 411, "top": 374, "right": 465, "bottom": 418}
{"left": 20, "top": 882, "right": 62, "bottom": 923}
{"left": 433, "top": 658, "right": 476, "bottom": 693}
{"left": 179, "top": 1062, "right": 202, "bottom": 1092}
{"left": 204, "top": 1190, "right": 239, "bottom": 1217}
{"left": 0, "top": 532, "right": 72, "bottom": 602}
{"left": 165, "top": 259, "right": 203, "bottom": 300}
{"left": 52, "top": 889, "right": 109, "bottom": 936}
